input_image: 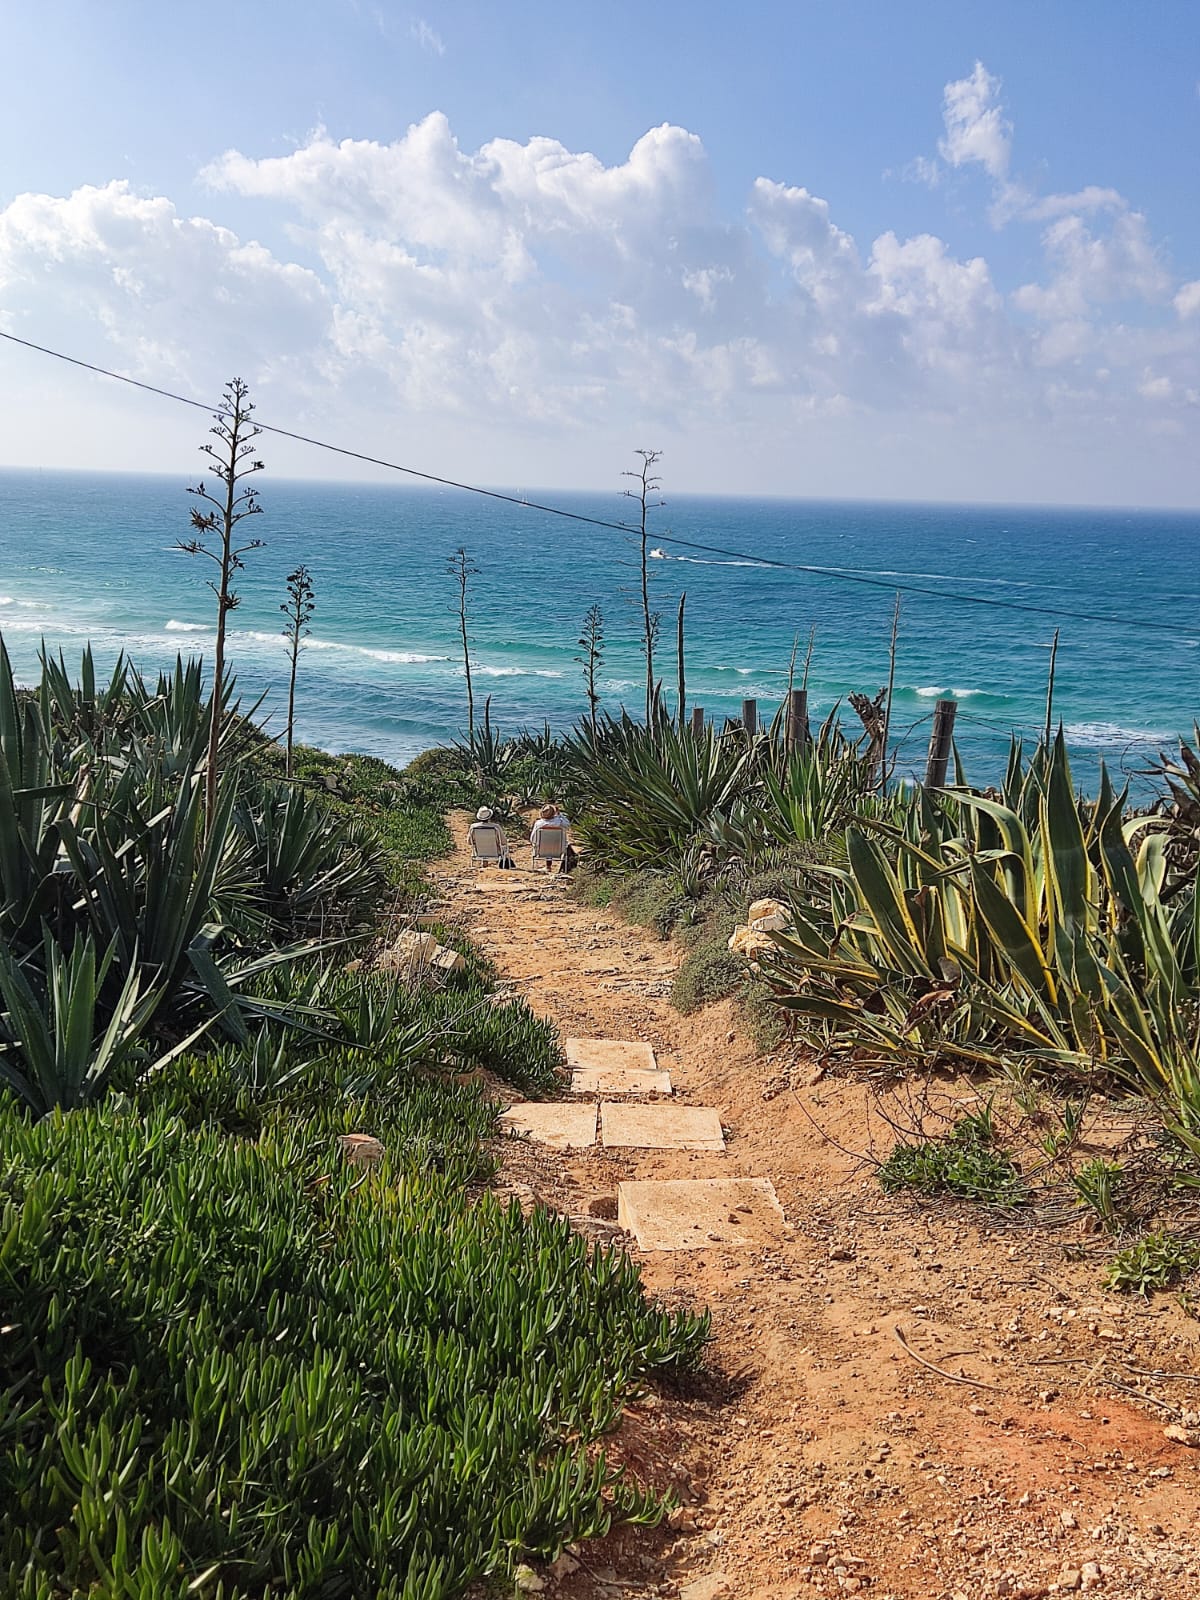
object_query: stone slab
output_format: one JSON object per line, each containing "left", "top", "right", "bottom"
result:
{"left": 601, "top": 1103, "right": 726, "bottom": 1152}
{"left": 566, "top": 1037, "right": 658, "bottom": 1071}
{"left": 497, "top": 1102, "right": 598, "bottom": 1150}
{"left": 566, "top": 1038, "right": 672, "bottom": 1095}
{"left": 617, "top": 1178, "right": 785, "bottom": 1251}
{"left": 570, "top": 1065, "right": 673, "bottom": 1095}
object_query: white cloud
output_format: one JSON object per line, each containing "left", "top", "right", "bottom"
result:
{"left": 0, "top": 181, "right": 330, "bottom": 396}
{"left": 0, "top": 104, "right": 1197, "bottom": 503}
{"left": 1138, "top": 369, "right": 1173, "bottom": 400}
{"left": 938, "top": 61, "right": 1012, "bottom": 181}
{"left": 1014, "top": 208, "right": 1169, "bottom": 321}
{"left": 410, "top": 18, "right": 444, "bottom": 55}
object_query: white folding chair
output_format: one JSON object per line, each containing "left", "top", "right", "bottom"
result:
{"left": 470, "top": 824, "right": 507, "bottom": 867}
{"left": 530, "top": 824, "right": 567, "bottom": 871}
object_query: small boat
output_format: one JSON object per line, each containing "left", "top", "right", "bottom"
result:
{"left": 649, "top": 547, "right": 667, "bottom": 559}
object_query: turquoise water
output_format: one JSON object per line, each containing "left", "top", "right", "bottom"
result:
{"left": 1, "top": 468, "right": 1198, "bottom": 789}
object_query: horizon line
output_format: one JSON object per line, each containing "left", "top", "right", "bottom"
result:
{"left": 1, "top": 461, "right": 1198, "bottom": 519}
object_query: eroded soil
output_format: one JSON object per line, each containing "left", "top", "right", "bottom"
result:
{"left": 431, "top": 818, "right": 1200, "bottom": 1600}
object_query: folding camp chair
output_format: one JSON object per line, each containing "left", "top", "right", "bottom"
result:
{"left": 530, "top": 824, "right": 567, "bottom": 872}
{"left": 470, "top": 824, "right": 508, "bottom": 867}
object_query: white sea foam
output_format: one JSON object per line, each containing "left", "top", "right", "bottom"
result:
{"left": 0, "top": 596, "right": 14, "bottom": 606}
{"left": 534, "top": 669, "right": 564, "bottom": 678}
{"left": 165, "top": 619, "right": 207, "bottom": 632}
{"left": 1062, "top": 721, "right": 1170, "bottom": 750}
{"left": 475, "top": 665, "right": 527, "bottom": 677}
{"left": 912, "top": 684, "right": 991, "bottom": 701}
{"left": 674, "top": 556, "right": 773, "bottom": 568}
{"left": 228, "top": 630, "right": 450, "bottom": 666}
{"left": 359, "top": 648, "right": 451, "bottom": 664}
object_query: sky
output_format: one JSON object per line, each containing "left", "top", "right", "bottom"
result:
{"left": 0, "top": 0, "right": 1198, "bottom": 506}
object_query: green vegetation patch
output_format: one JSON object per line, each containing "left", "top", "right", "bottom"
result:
{"left": 878, "top": 1118, "right": 1025, "bottom": 1207}
{"left": 1103, "top": 1231, "right": 1200, "bottom": 1295}
{"left": 0, "top": 1087, "right": 708, "bottom": 1599}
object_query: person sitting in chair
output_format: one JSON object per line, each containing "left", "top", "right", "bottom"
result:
{"left": 529, "top": 803, "right": 567, "bottom": 872}
{"left": 468, "top": 806, "right": 512, "bottom": 866}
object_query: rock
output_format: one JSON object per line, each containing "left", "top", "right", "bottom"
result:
{"left": 679, "top": 1576, "right": 729, "bottom": 1600}
{"left": 748, "top": 897, "right": 792, "bottom": 929}
{"left": 1060, "top": 1510, "right": 1078, "bottom": 1529}
{"left": 1163, "top": 1423, "right": 1200, "bottom": 1447}
{"left": 431, "top": 945, "right": 467, "bottom": 975}
{"left": 378, "top": 931, "right": 467, "bottom": 981}
{"left": 514, "top": 1565, "right": 545, "bottom": 1593}
{"left": 667, "top": 1505, "right": 698, "bottom": 1532}
{"left": 829, "top": 1244, "right": 856, "bottom": 1261}
{"left": 1080, "top": 1563, "right": 1102, "bottom": 1590}
{"left": 548, "top": 1553, "right": 580, "bottom": 1580}
{"left": 337, "top": 1133, "right": 384, "bottom": 1168}
{"left": 727, "top": 924, "right": 775, "bottom": 957}
{"left": 1058, "top": 1571, "right": 1082, "bottom": 1593}
{"left": 376, "top": 930, "right": 438, "bottom": 977}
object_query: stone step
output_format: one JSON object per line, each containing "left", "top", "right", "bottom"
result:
{"left": 600, "top": 1103, "right": 725, "bottom": 1152}
{"left": 497, "top": 1102, "right": 598, "bottom": 1150}
{"left": 566, "top": 1037, "right": 672, "bottom": 1096}
{"left": 617, "top": 1178, "right": 786, "bottom": 1251}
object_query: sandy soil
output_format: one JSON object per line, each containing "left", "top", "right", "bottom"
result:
{"left": 431, "top": 818, "right": 1200, "bottom": 1600}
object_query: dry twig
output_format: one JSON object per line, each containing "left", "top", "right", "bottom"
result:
{"left": 893, "top": 1325, "right": 1002, "bottom": 1391}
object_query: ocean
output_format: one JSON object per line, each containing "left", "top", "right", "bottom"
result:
{"left": 1, "top": 468, "right": 1197, "bottom": 792}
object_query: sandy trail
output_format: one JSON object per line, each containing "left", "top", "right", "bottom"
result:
{"left": 431, "top": 819, "right": 1200, "bottom": 1600}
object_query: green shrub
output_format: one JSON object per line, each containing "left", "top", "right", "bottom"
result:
{"left": 608, "top": 873, "right": 687, "bottom": 940}
{"left": 1103, "top": 1232, "right": 1200, "bottom": 1294}
{"left": 878, "top": 1119, "right": 1024, "bottom": 1206}
{"left": 1072, "top": 1158, "right": 1127, "bottom": 1234}
{"left": 672, "top": 928, "right": 744, "bottom": 1014}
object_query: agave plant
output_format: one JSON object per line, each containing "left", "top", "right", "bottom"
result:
{"left": 760, "top": 731, "right": 1200, "bottom": 1113}
{"left": 564, "top": 711, "right": 757, "bottom": 869}
{"left": 0, "top": 932, "right": 165, "bottom": 1113}
{"left": 0, "top": 637, "right": 391, "bottom": 1115}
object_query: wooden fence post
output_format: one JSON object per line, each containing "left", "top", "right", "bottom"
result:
{"left": 741, "top": 698, "right": 758, "bottom": 737}
{"left": 924, "top": 698, "right": 958, "bottom": 790}
{"left": 785, "top": 688, "right": 809, "bottom": 753}
{"left": 691, "top": 705, "right": 704, "bottom": 736}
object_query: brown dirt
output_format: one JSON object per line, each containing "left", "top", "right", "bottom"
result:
{"left": 431, "top": 818, "right": 1200, "bottom": 1600}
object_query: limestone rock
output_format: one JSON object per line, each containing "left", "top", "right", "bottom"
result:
{"left": 431, "top": 945, "right": 467, "bottom": 976}
{"left": 377, "top": 930, "right": 438, "bottom": 977}
{"left": 377, "top": 931, "right": 466, "bottom": 982}
{"left": 727, "top": 924, "right": 775, "bottom": 957}
{"left": 748, "top": 896, "right": 791, "bottom": 927}
{"left": 337, "top": 1133, "right": 384, "bottom": 1168}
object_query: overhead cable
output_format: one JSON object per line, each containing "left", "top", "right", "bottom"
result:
{"left": 2, "top": 329, "right": 1196, "bottom": 638}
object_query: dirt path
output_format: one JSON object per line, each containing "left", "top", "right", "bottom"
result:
{"left": 431, "top": 820, "right": 1200, "bottom": 1600}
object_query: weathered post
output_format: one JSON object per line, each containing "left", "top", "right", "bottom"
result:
{"left": 691, "top": 705, "right": 704, "bottom": 737}
{"left": 786, "top": 688, "right": 809, "bottom": 753}
{"left": 924, "top": 698, "right": 958, "bottom": 790}
{"left": 741, "top": 697, "right": 758, "bottom": 737}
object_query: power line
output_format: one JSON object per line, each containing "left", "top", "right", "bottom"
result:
{"left": 3, "top": 328, "right": 1197, "bottom": 639}
{"left": 0, "top": 331, "right": 641, "bottom": 539}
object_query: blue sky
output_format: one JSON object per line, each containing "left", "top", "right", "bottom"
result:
{"left": 1, "top": 1, "right": 1198, "bottom": 504}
